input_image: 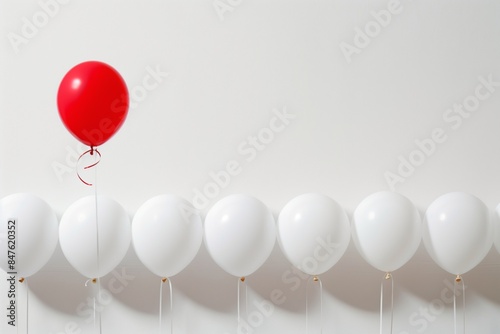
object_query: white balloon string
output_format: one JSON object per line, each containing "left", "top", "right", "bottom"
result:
{"left": 97, "top": 277, "right": 102, "bottom": 334}
{"left": 94, "top": 290, "right": 97, "bottom": 331}
{"left": 16, "top": 279, "right": 19, "bottom": 334}
{"left": 83, "top": 278, "right": 101, "bottom": 334}
{"left": 93, "top": 152, "right": 102, "bottom": 334}
{"left": 11, "top": 243, "right": 26, "bottom": 334}
{"left": 83, "top": 280, "right": 97, "bottom": 333}
{"left": 169, "top": 279, "right": 173, "bottom": 334}
{"left": 159, "top": 279, "right": 163, "bottom": 334}
{"left": 84, "top": 276, "right": 95, "bottom": 323}
{"left": 159, "top": 278, "right": 173, "bottom": 334}
{"left": 379, "top": 273, "right": 394, "bottom": 334}
{"left": 306, "top": 276, "right": 323, "bottom": 334}
{"left": 453, "top": 275, "right": 465, "bottom": 334}
{"left": 237, "top": 277, "right": 247, "bottom": 333}
{"left": 25, "top": 278, "right": 29, "bottom": 334}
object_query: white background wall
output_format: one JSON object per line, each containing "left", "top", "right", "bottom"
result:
{"left": 1, "top": 0, "right": 500, "bottom": 333}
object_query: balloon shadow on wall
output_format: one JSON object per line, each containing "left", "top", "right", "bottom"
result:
{"left": 27, "top": 244, "right": 93, "bottom": 316}
{"left": 173, "top": 242, "right": 237, "bottom": 313}
{"left": 30, "top": 239, "right": 164, "bottom": 317}
{"left": 99, "top": 245, "right": 160, "bottom": 315}
{"left": 383, "top": 235, "right": 500, "bottom": 312}
{"left": 464, "top": 248, "right": 500, "bottom": 305}
{"left": 320, "top": 242, "right": 386, "bottom": 312}
{"left": 465, "top": 203, "right": 500, "bottom": 305}
{"left": 391, "top": 242, "right": 454, "bottom": 303}
{"left": 383, "top": 204, "right": 500, "bottom": 313}
{"left": 246, "top": 243, "right": 307, "bottom": 314}
{"left": 172, "top": 238, "right": 308, "bottom": 314}
{"left": 247, "top": 242, "right": 402, "bottom": 314}
{"left": 392, "top": 240, "right": 500, "bottom": 329}
{"left": 30, "top": 244, "right": 160, "bottom": 317}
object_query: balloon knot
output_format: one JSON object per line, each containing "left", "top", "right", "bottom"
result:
{"left": 240, "top": 277, "right": 245, "bottom": 282}
{"left": 162, "top": 277, "right": 168, "bottom": 283}
{"left": 90, "top": 146, "right": 94, "bottom": 155}
{"left": 92, "top": 278, "right": 97, "bottom": 284}
{"left": 385, "top": 272, "right": 392, "bottom": 280}
{"left": 19, "top": 277, "right": 25, "bottom": 283}
{"left": 455, "top": 275, "right": 462, "bottom": 283}
{"left": 313, "top": 276, "right": 319, "bottom": 282}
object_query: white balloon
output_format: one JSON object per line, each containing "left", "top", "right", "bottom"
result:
{"left": 278, "top": 193, "right": 350, "bottom": 275}
{"left": 0, "top": 193, "right": 58, "bottom": 277}
{"left": 423, "top": 192, "right": 492, "bottom": 275}
{"left": 132, "top": 195, "right": 202, "bottom": 278}
{"left": 59, "top": 196, "right": 131, "bottom": 278}
{"left": 204, "top": 194, "right": 276, "bottom": 277}
{"left": 352, "top": 191, "right": 421, "bottom": 273}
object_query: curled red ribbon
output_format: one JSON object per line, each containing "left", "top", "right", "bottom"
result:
{"left": 77, "top": 147, "right": 101, "bottom": 186}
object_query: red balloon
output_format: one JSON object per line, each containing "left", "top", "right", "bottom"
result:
{"left": 57, "top": 61, "right": 129, "bottom": 147}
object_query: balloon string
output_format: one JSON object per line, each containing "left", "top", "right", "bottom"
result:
{"left": 25, "top": 278, "right": 29, "bottom": 334}
{"left": 76, "top": 148, "right": 101, "bottom": 186}
{"left": 379, "top": 273, "right": 394, "bottom": 334}
{"left": 168, "top": 278, "right": 173, "bottom": 334}
{"left": 15, "top": 278, "right": 28, "bottom": 333}
{"left": 92, "top": 151, "right": 102, "bottom": 334}
{"left": 159, "top": 278, "right": 173, "bottom": 334}
{"left": 16, "top": 278, "right": 18, "bottom": 334}
{"left": 96, "top": 277, "right": 102, "bottom": 334}
{"left": 85, "top": 278, "right": 97, "bottom": 328}
{"left": 237, "top": 277, "right": 247, "bottom": 332}
{"left": 80, "top": 156, "right": 102, "bottom": 334}
{"left": 159, "top": 279, "right": 162, "bottom": 334}
{"left": 453, "top": 275, "right": 465, "bottom": 334}
{"left": 83, "top": 278, "right": 102, "bottom": 334}
{"left": 306, "top": 276, "right": 323, "bottom": 334}
{"left": 93, "top": 287, "right": 97, "bottom": 331}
